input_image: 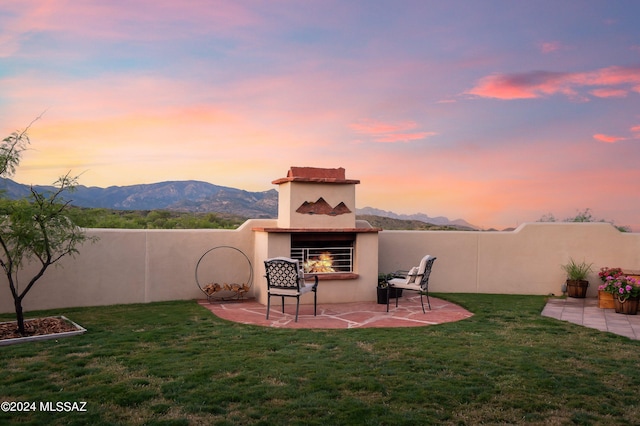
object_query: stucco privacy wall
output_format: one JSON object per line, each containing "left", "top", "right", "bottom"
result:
{"left": 0, "top": 221, "right": 639, "bottom": 313}
{"left": 0, "top": 220, "right": 267, "bottom": 313}
{"left": 379, "top": 222, "right": 640, "bottom": 297}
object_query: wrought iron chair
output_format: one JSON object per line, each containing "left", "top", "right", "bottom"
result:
{"left": 386, "top": 255, "right": 436, "bottom": 314}
{"left": 264, "top": 257, "right": 319, "bottom": 322}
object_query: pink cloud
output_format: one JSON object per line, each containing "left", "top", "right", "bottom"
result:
{"left": 593, "top": 134, "right": 627, "bottom": 143}
{"left": 467, "top": 71, "right": 573, "bottom": 99}
{"left": 590, "top": 88, "right": 627, "bottom": 98}
{"left": 350, "top": 119, "right": 419, "bottom": 134}
{"left": 373, "top": 132, "right": 437, "bottom": 143}
{"left": 467, "top": 65, "right": 640, "bottom": 100}
{"left": 349, "top": 119, "right": 436, "bottom": 143}
{"left": 539, "top": 41, "right": 562, "bottom": 54}
{"left": 0, "top": 0, "right": 261, "bottom": 52}
{"left": 572, "top": 66, "right": 640, "bottom": 86}
{"left": 591, "top": 123, "right": 640, "bottom": 144}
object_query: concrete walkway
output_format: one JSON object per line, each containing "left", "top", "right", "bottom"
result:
{"left": 542, "top": 297, "right": 640, "bottom": 340}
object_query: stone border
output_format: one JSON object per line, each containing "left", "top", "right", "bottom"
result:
{"left": 0, "top": 316, "right": 86, "bottom": 347}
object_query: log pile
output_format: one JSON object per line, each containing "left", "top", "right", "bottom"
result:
{"left": 202, "top": 282, "right": 250, "bottom": 299}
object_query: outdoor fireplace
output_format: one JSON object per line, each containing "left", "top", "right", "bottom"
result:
{"left": 253, "top": 167, "right": 380, "bottom": 304}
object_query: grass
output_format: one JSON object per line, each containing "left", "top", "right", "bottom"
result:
{"left": 1, "top": 294, "right": 639, "bottom": 425}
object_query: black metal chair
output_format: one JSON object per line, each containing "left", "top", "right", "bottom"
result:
{"left": 264, "top": 257, "right": 319, "bottom": 322}
{"left": 386, "top": 255, "right": 436, "bottom": 313}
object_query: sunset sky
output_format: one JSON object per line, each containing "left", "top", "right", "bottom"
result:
{"left": 1, "top": 1, "right": 639, "bottom": 230}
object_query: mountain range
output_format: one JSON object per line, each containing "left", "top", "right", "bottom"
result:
{"left": 356, "top": 207, "right": 477, "bottom": 229}
{"left": 0, "top": 178, "right": 478, "bottom": 229}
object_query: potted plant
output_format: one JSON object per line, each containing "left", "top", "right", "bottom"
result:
{"left": 377, "top": 273, "right": 402, "bottom": 304}
{"left": 561, "top": 258, "right": 593, "bottom": 298}
{"left": 597, "top": 267, "right": 623, "bottom": 308}
{"left": 602, "top": 275, "right": 640, "bottom": 314}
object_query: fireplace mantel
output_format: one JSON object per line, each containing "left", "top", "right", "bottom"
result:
{"left": 252, "top": 227, "right": 381, "bottom": 233}
{"left": 305, "top": 272, "right": 359, "bottom": 280}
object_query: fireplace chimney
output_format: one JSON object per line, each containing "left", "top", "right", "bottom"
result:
{"left": 272, "top": 167, "right": 360, "bottom": 229}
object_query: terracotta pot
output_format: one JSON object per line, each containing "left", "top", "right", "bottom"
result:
{"left": 613, "top": 296, "right": 639, "bottom": 315}
{"left": 598, "top": 290, "right": 615, "bottom": 309}
{"left": 566, "top": 280, "right": 589, "bottom": 298}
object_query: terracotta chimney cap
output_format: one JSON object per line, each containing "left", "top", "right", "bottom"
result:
{"left": 272, "top": 167, "right": 360, "bottom": 185}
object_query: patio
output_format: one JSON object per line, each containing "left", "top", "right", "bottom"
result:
{"left": 198, "top": 294, "right": 473, "bottom": 329}
{"left": 200, "top": 295, "right": 640, "bottom": 339}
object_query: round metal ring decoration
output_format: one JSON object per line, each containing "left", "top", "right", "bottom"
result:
{"left": 195, "top": 246, "right": 253, "bottom": 302}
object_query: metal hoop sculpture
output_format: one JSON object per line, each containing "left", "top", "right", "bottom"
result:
{"left": 195, "top": 246, "right": 253, "bottom": 302}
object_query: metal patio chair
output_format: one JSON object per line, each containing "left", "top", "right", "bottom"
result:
{"left": 386, "top": 255, "right": 437, "bottom": 313}
{"left": 264, "top": 257, "right": 319, "bottom": 322}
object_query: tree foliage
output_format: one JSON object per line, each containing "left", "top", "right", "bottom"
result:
{"left": 65, "top": 208, "right": 246, "bottom": 229}
{"left": 538, "top": 208, "right": 630, "bottom": 232}
{"left": 0, "top": 121, "right": 96, "bottom": 335}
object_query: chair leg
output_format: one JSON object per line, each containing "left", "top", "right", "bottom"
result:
{"left": 419, "top": 293, "right": 426, "bottom": 314}
{"left": 266, "top": 294, "right": 271, "bottom": 319}
{"left": 295, "top": 297, "right": 300, "bottom": 322}
{"left": 281, "top": 296, "right": 285, "bottom": 313}
{"left": 313, "top": 289, "right": 317, "bottom": 316}
{"left": 386, "top": 286, "right": 390, "bottom": 312}
{"left": 426, "top": 290, "right": 431, "bottom": 310}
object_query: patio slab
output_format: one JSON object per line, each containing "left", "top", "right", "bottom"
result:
{"left": 541, "top": 297, "right": 640, "bottom": 340}
{"left": 198, "top": 295, "right": 473, "bottom": 329}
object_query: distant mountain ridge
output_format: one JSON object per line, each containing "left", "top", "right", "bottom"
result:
{"left": 0, "top": 178, "right": 477, "bottom": 228}
{"left": 0, "top": 178, "right": 278, "bottom": 219}
{"left": 356, "top": 206, "right": 478, "bottom": 229}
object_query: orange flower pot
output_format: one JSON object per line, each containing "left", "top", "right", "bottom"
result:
{"left": 598, "top": 290, "right": 615, "bottom": 309}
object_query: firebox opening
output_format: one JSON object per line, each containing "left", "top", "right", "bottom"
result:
{"left": 291, "top": 233, "right": 355, "bottom": 274}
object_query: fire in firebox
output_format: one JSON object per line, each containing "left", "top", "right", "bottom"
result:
{"left": 304, "top": 252, "right": 335, "bottom": 273}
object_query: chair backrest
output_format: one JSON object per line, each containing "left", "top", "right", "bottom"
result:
{"left": 417, "top": 255, "right": 436, "bottom": 290}
{"left": 264, "top": 257, "right": 305, "bottom": 291}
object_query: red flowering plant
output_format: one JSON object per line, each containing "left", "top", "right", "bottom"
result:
{"left": 598, "top": 267, "right": 624, "bottom": 293}
{"left": 598, "top": 267, "right": 623, "bottom": 282}
{"left": 603, "top": 275, "right": 640, "bottom": 302}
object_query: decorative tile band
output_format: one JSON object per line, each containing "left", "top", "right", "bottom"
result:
{"left": 296, "top": 197, "right": 351, "bottom": 216}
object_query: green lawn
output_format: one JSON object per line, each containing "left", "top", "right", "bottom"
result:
{"left": 1, "top": 294, "right": 639, "bottom": 425}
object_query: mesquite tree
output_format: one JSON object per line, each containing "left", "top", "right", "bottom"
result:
{"left": 0, "top": 122, "right": 95, "bottom": 335}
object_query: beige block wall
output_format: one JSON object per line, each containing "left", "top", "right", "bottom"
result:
{"left": 1, "top": 221, "right": 639, "bottom": 314}
{"left": 14, "top": 229, "right": 149, "bottom": 310}
{"left": 0, "top": 224, "right": 261, "bottom": 314}
{"left": 379, "top": 222, "right": 640, "bottom": 297}
{"left": 252, "top": 228, "right": 290, "bottom": 305}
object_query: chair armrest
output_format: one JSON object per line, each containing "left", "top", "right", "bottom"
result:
{"left": 304, "top": 274, "right": 319, "bottom": 288}
{"left": 392, "top": 270, "right": 410, "bottom": 278}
